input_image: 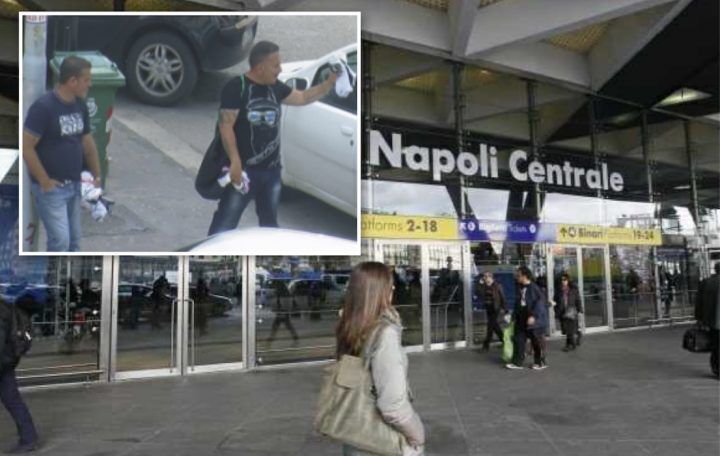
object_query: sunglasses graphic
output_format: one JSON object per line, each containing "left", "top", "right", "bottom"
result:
{"left": 247, "top": 110, "right": 278, "bottom": 126}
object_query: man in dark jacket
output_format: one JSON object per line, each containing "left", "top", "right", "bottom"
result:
{"left": 506, "top": 266, "right": 548, "bottom": 370}
{"left": 0, "top": 299, "right": 39, "bottom": 453}
{"left": 478, "top": 272, "right": 507, "bottom": 350}
{"left": 696, "top": 262, "right": 720, "bottom": 379}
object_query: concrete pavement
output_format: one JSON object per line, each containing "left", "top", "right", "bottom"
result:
{"left": 1, "top": 326, "right": 718, "bottom": 455}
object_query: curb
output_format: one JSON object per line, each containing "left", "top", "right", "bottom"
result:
{"left": 113, "top": 109, "right": 202, "bottom": 173}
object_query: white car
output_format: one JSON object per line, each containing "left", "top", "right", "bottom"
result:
{"left": 279, "top": 44, "right": 358, "bottom": 217}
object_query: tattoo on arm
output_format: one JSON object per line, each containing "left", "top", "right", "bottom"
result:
{"left": 219, "top": 109, "right": 239, "bottom": 126}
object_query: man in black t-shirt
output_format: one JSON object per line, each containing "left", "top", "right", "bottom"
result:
{"left": 23, "top": 56, "right": 102, "bottom": 252}
{"left": 206, "top": 41, "right": 338, "bottom": 235}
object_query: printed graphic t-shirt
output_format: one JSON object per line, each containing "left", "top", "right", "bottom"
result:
{"left": 24, "top": 91, "right": 90, "bottom": 182}
{"left": 219, "top": 76, "right": 292, "bottom": 170}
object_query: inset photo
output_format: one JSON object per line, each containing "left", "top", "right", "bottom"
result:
{"left": 19, "top": 12, "right": 359, "bottom": 255}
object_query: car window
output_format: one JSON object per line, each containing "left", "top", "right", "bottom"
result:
{"left": 346, "top": 51, "right": 357, "bottom": 74}
{"left": 312, "top": 52, "right": 357, "bottom": 114}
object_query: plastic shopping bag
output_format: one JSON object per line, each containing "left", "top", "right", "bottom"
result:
{"left": 501, "top": 321, "right": 514, "bottom": 363}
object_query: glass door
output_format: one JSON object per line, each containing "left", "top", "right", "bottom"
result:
{"left": 378, "top": 242, "right": 470, "bottom": 350}
{"left": 428, "top": 245, "right": 464, "bottom": 346}
{"left": 185, "top": 256, "right": 244, "bottom": 373}
{"left": 580, "top": 247, "right": 610, "bottom": 330}
{"left": 550, "top": 245, "right": 580, "bottom": 335}
{"left": 550, "top": 245, "right": 611, "bottom": 332}
{"left": 380, "top": 244, "right": 424, "bottom": 348}
{"left": 113, "top": 256, "right": 181, "bottom": 378}
{"left": 254, "top": 256, "right": 366, "bottom": 366}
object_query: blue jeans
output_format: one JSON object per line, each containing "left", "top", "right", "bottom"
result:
{"left": 0, "top": 368, "right": 38, "bottom": 445}
{"left": 207, "top": 167, "right": 282, "bottom": 236}
{"left": 31, "top": 181, "right": 82, "bottom": 252}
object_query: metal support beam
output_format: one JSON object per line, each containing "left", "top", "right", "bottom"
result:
{"left": 452, "top": 61, "right": 467, "bottom": 218}
{"left": 362, "top": 41, "right": 374, "bottom": 214}
{"left": 246, "top": 256, "right": 257, "bottom": 369}
{"left": 99, "top": 256, "right": 114, "bottom": 382}
{"left": 421, "top": 245, "right": 431, "bottom": 351}
{"left": 588, "top": 98, "right": 604, "bottom": 223}
{"left": 684, "top": 121, "right": 701, "bottom": 230}
{"left": 642, "top": 111, "right": 662, "bottom": 319}
{"left": 526, "top": 80, "right": 542, "bottom": 220}
{"left": 462, "top": 242, "right": 474, "bottom": 347}
{"left": 449, "top": 0, "right": 479, "bottom": 57}
{"left": 466, "top": 0, "right": 677, "bottom": 57}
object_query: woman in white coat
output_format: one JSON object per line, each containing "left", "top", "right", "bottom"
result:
{"left": 336, "top": 262, "right": 425, "bottom": 456}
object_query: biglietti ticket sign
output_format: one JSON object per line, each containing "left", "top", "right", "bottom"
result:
{"left": 369, "top": 129, "right": 626, "bottom": 192}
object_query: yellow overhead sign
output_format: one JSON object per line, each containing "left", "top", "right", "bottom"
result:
{"left": 556, "top": 224, "right": 661, "bottom": 246}
{"left": 361, "top": 214, "right": 459, "bottom": 240}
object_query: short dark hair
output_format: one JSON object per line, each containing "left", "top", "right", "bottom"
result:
{"left": 59, "top": 56, "right": 91, "bottom": 84}
{"left": 249, "top": 41, "right": 279, "bottom": 68}
{"left": 516, "top": 266, "right": 534, "bottom": 282}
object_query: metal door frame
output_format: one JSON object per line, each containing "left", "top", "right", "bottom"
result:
{"left": 374, "top": 239, "right": 471, "bottom": 352}
{"left": 110, "top": 256, "right": 186, "bottom": 381}
{"left": 183, "top": 256, "right": 246, "bottom": 375}
{"left": 549, "top": 244, "right": 612, "bottom": 334}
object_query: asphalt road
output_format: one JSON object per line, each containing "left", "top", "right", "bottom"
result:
{"left": 81, "top": 15, "right": 358, "bottom": 252}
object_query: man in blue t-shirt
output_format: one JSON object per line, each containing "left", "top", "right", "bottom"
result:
{"left": 202, "top": 41, "right": 338, "bottom": 236}
{"left": 23, "top": 56, "right": 102, "bottom": 252}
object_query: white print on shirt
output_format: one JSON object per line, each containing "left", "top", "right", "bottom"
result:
{"left": 59, "top": 113, "right": 84, "bottom": 137}
{"left": 245, "top": 85, "right": 281, "bottom": 166}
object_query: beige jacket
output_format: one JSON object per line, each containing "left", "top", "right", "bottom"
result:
{"left": 344, "top": 309, "right": 425, "bottom": 456}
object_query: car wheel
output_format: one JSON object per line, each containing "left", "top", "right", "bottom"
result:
{"left": 125, "top": 31, "right": 198, "bottom": 106}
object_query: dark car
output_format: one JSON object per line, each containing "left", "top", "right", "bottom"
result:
{"left": 48, "top": 15, "right": 258, "bottom": 105}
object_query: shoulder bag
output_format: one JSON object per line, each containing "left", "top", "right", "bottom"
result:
{"left": 314, "top": 323, "right": 405, "bottom": 456}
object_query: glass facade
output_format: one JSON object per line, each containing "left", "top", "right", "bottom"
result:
{"left": 9, "top": 257, "right": 104, "bottom": 382}
{"left": 1, "top": 41, "right": 717, "bottom": 385}
{"left": 254, "top": 254, "right": 369, "bottom": 366}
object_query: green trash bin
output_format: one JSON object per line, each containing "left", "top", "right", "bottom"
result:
{"left": 49, "top": 51, "right": 125, "bottom": 189}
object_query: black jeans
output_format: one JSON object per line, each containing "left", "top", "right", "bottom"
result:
{"left": 483, "top": 312, "right": 503, "bottom": 347}
{"left": 512, "top": 326, "right": 545, "bottom": 366}
{"left": 207, "top": 167, "right": 283, "bottom": 236}
{"left": 561, "top": 318, "right": 578, "bottom": 348}
{"left": 0, "top": 368, "right": 38, "bottom": 445}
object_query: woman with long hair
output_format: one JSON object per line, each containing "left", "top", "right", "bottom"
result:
{"left": 335, "top": 262, "right": 425, "bottom": 456}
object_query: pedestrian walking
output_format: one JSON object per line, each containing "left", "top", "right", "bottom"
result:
{"left": 0, "top": 299, "right": 40, "bottom": 453}
{"left": 506, "top": 266, "right": 548, "bottom": 370}
{"left": 552, "top": 273, "right": 583, "bottom": 352}
{"left": 695, "top": 262, "right": 720, "bottom": 379}
{"left": 317, "top": 262, "right": 425, "bottom": 455}
{"left": 196, "top": 40, "right": 339, "bottom": 234}
{"left": 478, "top": 272, "right": 507, "bottom": 351}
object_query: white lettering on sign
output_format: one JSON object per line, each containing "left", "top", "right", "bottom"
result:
{"left": 369, "top": 130, "right": 625, "bottom": 192}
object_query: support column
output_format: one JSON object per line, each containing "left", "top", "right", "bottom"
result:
{"left": 526, "top": 80, "right": 542, "bottom": 220}
{"left": 453, "top": 62, "right": 467, "bottom": 219}
{"left": 685, "top": 121, "right": 701, "bottom": 230}
{"left": 362, "top": 41, "right": 375, "bottom": 214}
{"left": 642, "top": 111, "right": 662, "bottom": 320}
{"left": 99, "top": 256, "right": 114, "bottom": 382}
{"left": 245, "top": 256, "right": 256, "bottom": 369}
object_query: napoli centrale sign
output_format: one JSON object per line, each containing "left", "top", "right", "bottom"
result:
{"left": 369, "top": 129, "right": 626, "bottom": 193}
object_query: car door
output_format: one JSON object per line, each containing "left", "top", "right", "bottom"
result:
{"left": 282, "top": 49, "right": 357, "bottom": 216}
